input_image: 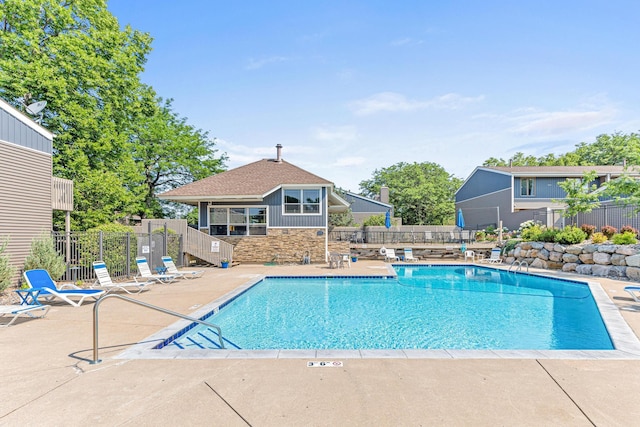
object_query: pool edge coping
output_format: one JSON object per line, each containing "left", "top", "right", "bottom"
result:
{"left": 115, "top": 264, "right": 640, "bottom": 361}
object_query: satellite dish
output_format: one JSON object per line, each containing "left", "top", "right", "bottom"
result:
{"left": 26, "top": 100, "right": 47, "bottom": 115}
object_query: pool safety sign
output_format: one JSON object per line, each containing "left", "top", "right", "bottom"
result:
{"left": 307, "top": 361, "right": 343, "bottom": 368}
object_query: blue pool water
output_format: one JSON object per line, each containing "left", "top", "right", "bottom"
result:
{"left": 165, "top": 266, "right": 614, "bottom": 351}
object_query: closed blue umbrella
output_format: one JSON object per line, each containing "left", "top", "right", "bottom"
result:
{"left": 385, "top": 211, "right": 391, "bottom": 229}
{"left": 457, "top": 209, "right": 466, "bottom": 249}
{"left": 456, "top": 209, "right": 465, "bottom": 229}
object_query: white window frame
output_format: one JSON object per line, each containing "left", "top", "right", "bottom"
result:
{"left": 282, "top": 187, "right": 322, "bottom": 216}
{"left": 208, "top": 206, "right": 268, "bottom": 236}
{"left": 520, "top": 178, "right": 535, "bottom": 197}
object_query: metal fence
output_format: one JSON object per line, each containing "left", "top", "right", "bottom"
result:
{"left": 52, "top": 230, "right": 182, "bottom": 284}
{"left": 575, "top": 203, "right": 640, "bottom": 231}
{"left": 329, "top": 229, "right": 475, "bottom": 244}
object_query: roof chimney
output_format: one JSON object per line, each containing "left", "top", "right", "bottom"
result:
{"left": 380, "top": 186, "right": 389, "bottom": 204}
{"left": 275, "top": 144, "right": 283, "bottom": 162}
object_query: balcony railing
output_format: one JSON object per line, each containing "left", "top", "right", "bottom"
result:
{"left": 52, "top": 177, "right": 73, "bottom": 211}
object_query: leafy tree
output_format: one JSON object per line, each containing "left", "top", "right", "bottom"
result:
{"left": 129, "top": 96, "right": 227, "bottom": 218}
{"left": 359, "top": 162, "right": 462, "bottom": 225}
{"left": 573, "top": 132, "right": 640, "bottom": 165}
{"left": 555, "top": 171, "right": 600, "bottom": 222}
{"left": 0, "top": 0, "right": 227, "bottom": 229}
{"left": 482, "top": 132, "right": 640, "bottom": 169}
{"left": 483, "top": 151, "right": 581, "bottom": 167}
{"left": 602, "top": 173, "right": 640, "bottom": 214}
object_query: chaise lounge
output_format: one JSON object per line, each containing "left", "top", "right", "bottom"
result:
{"left": 23, "top": 269, "right": 105, "bottom": 307}
{"left": 92, "top": 261, "right": 154, "bottom": 294}
{"left": 0, "top": 304, "right": 50, "bottom": 327}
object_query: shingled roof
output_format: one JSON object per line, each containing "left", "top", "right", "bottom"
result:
{"left": 159, "top": 158, "right": 335, "bottom": 203}
{"left": 483, "top": 165, "right": 640, "bottom": 177}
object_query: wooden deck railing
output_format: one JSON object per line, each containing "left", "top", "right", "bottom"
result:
{"left": 52, "top": 177, "right": 73, "bottom": 211}
{"left": 185, "top": 227, "right": 233, "bottom": 267}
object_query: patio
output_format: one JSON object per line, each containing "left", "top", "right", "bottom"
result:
{"left": 2, "top": 260, "right": 640, "bottom": 425}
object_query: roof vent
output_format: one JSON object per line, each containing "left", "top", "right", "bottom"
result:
{"left": 275, "top": 144, "right": 283, "bottom": 162}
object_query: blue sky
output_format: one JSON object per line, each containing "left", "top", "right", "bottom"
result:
{"left": 108, "top": 0, "right": 640, "bottom": 192}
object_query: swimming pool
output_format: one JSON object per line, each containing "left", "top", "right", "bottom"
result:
{"left": 158, "top": 266, "right": 617, "bottom": 352}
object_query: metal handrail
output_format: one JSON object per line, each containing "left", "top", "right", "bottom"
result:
{"left": 91, "top": 293, "right": 224, "bottom": 364}
{"left": 508, "top": 260, "right": 529, "bottom": 273}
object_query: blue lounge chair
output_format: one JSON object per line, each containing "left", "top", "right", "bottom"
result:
{"left": 624, "top": 286, "right": 640, "bottom": 302}
{"left": 23, "top": 269, "right": 105, "bottom": 307}
{"left": 0, "top": 304, "right": 50, "bottom": 327}
{"left": 161, "top": 256, "right": 205, "bottom": 279}
{"left": 92, "top": 261, "right": 153, "bottom": 294}
{"left": 135, "top": 257, "right": 177, "bottom": 283}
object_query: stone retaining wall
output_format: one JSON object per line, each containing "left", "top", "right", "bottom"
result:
{"left": 221, "top": 228, "right": 334, "bottom": 264}
{"left": 506, "top": 242, "right": 640, "bottom": 282}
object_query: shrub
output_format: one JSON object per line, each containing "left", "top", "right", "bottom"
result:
{"left": 475, "top": 231, "right": 486, "bottom": 241}
{"left": 612, "top": 231, "right": 638, "bottom": 245}
{"left": 580, "top": 224, "right": 596, "bottom": 237}
{"left": 620, "top": 225, "right": 638, "bottom": 236}
{"left": 152, "top": 227, "right": 180, "bottom": 261}
{"left": 521, "top": 224, "right": 543, "bottom": 241}
{"left": 502, "top": 239, "right": 519, "bottom": 254}
{"left": 363, "top": 214, "right": 386, "bottom": 227}
{"left": 78, "top": 223, "right": 138, "bottom": 276}
{"left": 539, "top": 228, "right": 560, "bottom": 242}
{"left": 554, "top": 226, "right": 588, "bottom": 245}
{"left": 0, "top": 237, "right": 16, "bottom": 293}
{"left": 601, "top": 225, "right": 617, "bottom": 239}
{"left": 23, "top": 233, "right": 66, "bottom": 280}
{"left": 591, "top": 232, "right": 608, "bottom": 244}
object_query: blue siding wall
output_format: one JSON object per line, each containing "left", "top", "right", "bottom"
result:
{"left": 266, "top": 187, "right": 327, "bottom": 227}
{"left": 513, "top": 177, "right": 601, "bottom": 200}
{"left": 0, "top": 108, "right": 52, "bottom": 153}
{"left": 200, "top": 187, "right": 328, "bottom": 229}
{"left": 456, "top": 169, "right": 511, "bottom": 202}
{"left": 344, "top": 193, "right": 389, "bottom": 214}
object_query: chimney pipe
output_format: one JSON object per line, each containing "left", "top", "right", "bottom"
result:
{"left": 276, "top": 144, "right": 283, "bottom": 162}
{"left": 380, "top": 186, "right": 389, "bottom": 204}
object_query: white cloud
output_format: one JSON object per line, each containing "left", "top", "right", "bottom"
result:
{"left": 245, "top": 56, "right": 289, "bottom": 70}
{"left": 349, "top": 92, "right": 484, "bottom": 116}
{"left": 509, "top": 108, "right": 615, "bottom": 136}
{"left": 312, "top": 125, "right": 358, "bottom": 141}
{"left": 389, "top": 37, "right": 423, "bottom": 47}
{"left": 334, "top": 156, "right": 366, "bottom": 167}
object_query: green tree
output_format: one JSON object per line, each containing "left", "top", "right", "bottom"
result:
{"left": 573, "top": 132, "right": 640, "bottom": 165}
{"left": 0, "top": 1, "right": 227, "bottom": 229}
{"left": 129, "top": 96, "right": 228, "bottom": 218}
{"left": 359, "top": 162, "right": 462, "bottom": 225}
{"left": 555, "top": 171, "right": 601, "bottom": 223}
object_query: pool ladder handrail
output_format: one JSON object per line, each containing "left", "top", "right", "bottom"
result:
{"left": 91, "top": 293, "right": 224, "bottom": 364}
{"left": 509, "top": 260, "right": 529, "bottom": 273}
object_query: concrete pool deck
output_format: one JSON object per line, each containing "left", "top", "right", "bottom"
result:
{"left": 2, "top": 260, "right": 640, "bottom": 425}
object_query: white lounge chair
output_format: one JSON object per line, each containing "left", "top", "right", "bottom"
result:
{"left": 92, "top": 261, "right": 153, "bottom": 294}
{"left": 23, "top": 269, "right": 105, "bottom": 307}
{"left": 161, "top": 256, "right": 205, "bottom": 279}
{"left": 0, "top": 304, "right": 50, "bottom": 327}
{"left": 384, "top": 248, "right": 400, "bottom": 262}
{"left": 403, "top": 248, "right": 420, "bottom": 262}
{"left": 135, "top": 257, "right": 177, "bottom": 283}
{"left": 479, "top": 248, "right": 503, "bottom": 264}
{"left": 624, "top": 286, "right": 640, "bottom": 302}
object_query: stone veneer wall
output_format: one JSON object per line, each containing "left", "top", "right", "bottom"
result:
{"left": 219, "top": 228, "right": 348, "bottom": 264}
{"left": 506, "top": 241, "right": 640, "bottom": 282}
